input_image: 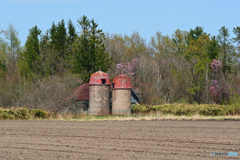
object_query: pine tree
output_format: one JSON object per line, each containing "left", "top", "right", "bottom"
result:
{"left": 218, "top": 26, "right": 232, "bottom": 77}
{"left": 187, "top": 26, "right": 206, "bottom": 44}
{"left": 207, "top": 36, "right": 219, "bottom": 60}
{"left": 22, "top": 25, "right": 41, "bottom": 72}
{"left": 72, "top": 15, "right": 111, "bottom": 82}
{"left": 67, "top": 19, "right": 77, "bottom": 45}
{"left": 67, "top": 19, "right": 77, "bottom": 58}
{"left": 233, "top": 26, "right": 240, "bottom": 52}
{"left": 49, "top": 22, "right": 57, "bottom": 47}
{"left": 233, "top": 26, "right": 240, "bottom": 45}
{"left": 49, "top": 20, "right": 67, "bottom": 57}
{"left": 56, "top": 19, "right": 67, "bottom": 57}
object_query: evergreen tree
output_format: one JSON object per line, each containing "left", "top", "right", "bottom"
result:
{"left": 233, "top": 26, "right": 240, "bottom": 52}
{"left": 207, "top": 36, "right": 219, "bottom": 60}
{"left": 218, "top": 26, "right": 232, "bottom": 77}
{"left": 67, "top": 19, "right": 77, "bottom": 58}
{"left": 49, "top": 22, "right": 57, "bottom": 47}
{"left": 187, "top": 26, "right": 206, "bottom": 44}
{"left": 56, "top": 19, "right": 67, "bottom": 57}
{"left": 40, "top": 33, "right": 50, "bottom": 50}
{"left": 67, "top": 19, "right": 77, "bottom": 45}
{"left": 49, "top": 20, "right": 67, "bottom": 57}
{"left": 21, "top": 25, "right": 41, "bottom": 73}
{"left": 233, "top": 26, "right": 240, "bottom": 45}
{"left": 72, "top": 15, "right": 111, "bottom": 82}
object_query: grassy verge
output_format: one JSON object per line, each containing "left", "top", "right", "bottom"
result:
{"left": 54, "top": 113, "right": 240, "bottom": 121}
{"left": 0, "top": 107, "right": 55, "bottom": 120}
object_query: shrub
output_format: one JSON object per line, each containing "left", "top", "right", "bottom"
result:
{"left": 131, "top": 103, "right": 240, "bottom": 116}
{"left": 34, "top": 109, "right": 47, "bottom": 118}
{"left": 0, "top": 107, "right": 54, "bottom": 120}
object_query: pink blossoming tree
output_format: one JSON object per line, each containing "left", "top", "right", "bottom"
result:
{"left": 115, "top": 58, "right": 139, "bottom": 77}
{"left": 209, "top": 59, "right": 230, "bottom": 104}
{"left": 115, "top": 58, "right": 140, "bottom": 94}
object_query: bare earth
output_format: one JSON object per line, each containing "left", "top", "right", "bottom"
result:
{"left": 0, "top": 120, "right": 239, "bottom": 160}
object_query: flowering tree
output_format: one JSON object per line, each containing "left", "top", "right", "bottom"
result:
{"left": 115, "top": 58, "right": 139, "bottom": 77}
{"left": 115, "top": 58, "right": 141, "bottom": 95}
{"left": 209, "top": 59, "right": 230, "bottom": 104}
{"left": 210, "top": 59, "right": 222, "bottom": 73}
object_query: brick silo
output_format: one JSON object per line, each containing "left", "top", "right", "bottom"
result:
{"left": 89, "top": 71, "right": 110, "bottom": 115}
{"left": 112, "top": 75, "right": 132, "bottom": 115}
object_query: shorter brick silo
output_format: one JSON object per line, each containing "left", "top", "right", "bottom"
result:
{"left": 89, "top": 71, "right": 110, "bottom": 115}
{"left": 112, "top": 75, "right": 132, "bottom": 115}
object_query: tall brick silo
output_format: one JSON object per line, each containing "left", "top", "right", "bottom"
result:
{"left": 89, "top": 71, "right": 110, "bottom": 115}
{"left": 112, "top": 75, "right": 132, "bottom": 115}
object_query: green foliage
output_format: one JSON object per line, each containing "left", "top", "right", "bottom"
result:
{"left": 0, "top": 52, "right": 6, "bottom": 78}
{"left": 49, "top": 19, "right": 67, "bottom": 57}
{"left": 218, "top": 26, "right": 233, "bottom": 76}
{"left": 184, "top": 31, "right": 211, "bottom": 103}
{"left": 207, "top": 36, "right": 219, "bottom": 59}
{"left": 187, "top": 26, "right": 206, "bottom": 44}
{"left": 233, "top": 26, "right": 240, "bottom": 43}
{"left": 0, "top": 24, "right": 21, "bottom": 79}
{"left": 67, "top": 19, "right": 77, "bottom": 46}
{"left": 0, "top": 108, "right": 55, "bottom": 120}
{"left": 71, "top": 15, "right": 112, "bottom": 82}
{"left": 1, "top": 20, "right": 240, "bottom": 111}
{"left": 21, "top": 25, "right": 41, "bottom": 75}
{"left": 132, "top": 104, "right": 240, "bottom": 116}
{"left": 172, "top": 29, "right": 187, "bottom": 56}
{"left": 33, "top": 109, "right": 47, "bottom": 118}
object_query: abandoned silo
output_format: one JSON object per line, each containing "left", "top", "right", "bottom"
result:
{"left": 89, "top": 71, "right": 110, "bottom": 115}
{"left": 112, "top": 75, "right": 132, "bottom": 115}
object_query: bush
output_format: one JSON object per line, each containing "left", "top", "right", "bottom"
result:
{"left": 0, "top": 107, "right": 55, "bottom": 120}
{"left": 34, "top": 109, "right": 47, "bottom": 118}
{"left": 131, "top": 103, "right": 240, "bottom": 116}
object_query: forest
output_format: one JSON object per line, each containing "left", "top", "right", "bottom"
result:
{"left": 1, "top": 15, "right": 240, "bottom": 113}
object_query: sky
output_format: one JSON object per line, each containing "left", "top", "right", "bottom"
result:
{"left": 0, "top": 0, "right": 240, "bottom": 46}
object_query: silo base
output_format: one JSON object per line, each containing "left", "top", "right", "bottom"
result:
{"left": 89, "top": 85, "right": 110, "bottom": 115}
{"left": 112, "top": 89, "right": 131, "bottom": 115}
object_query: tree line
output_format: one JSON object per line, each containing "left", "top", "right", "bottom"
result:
{"left": 0, "top": 15, "right": 240, "bottom": 110}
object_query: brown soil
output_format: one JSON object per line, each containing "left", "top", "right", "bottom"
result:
{"left": 0, "top": 120, "right": 239, "bottom": 160}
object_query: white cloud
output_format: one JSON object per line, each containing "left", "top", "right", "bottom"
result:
{"left": 1, "top": 0, "right": 79, "bottom": 3}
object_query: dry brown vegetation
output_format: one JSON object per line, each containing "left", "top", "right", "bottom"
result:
{"left": 0, "top": 74, "right": 82, "bottom": 113}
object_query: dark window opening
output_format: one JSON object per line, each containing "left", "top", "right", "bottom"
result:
{"left": 101, "top": 79, "right": 106, "bottom": 84}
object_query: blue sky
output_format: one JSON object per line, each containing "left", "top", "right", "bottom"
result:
{"left": 0, "top": 0, "right": 240, "bottom": 46}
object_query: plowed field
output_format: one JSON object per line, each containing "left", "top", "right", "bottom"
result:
{"left": 0, "top": 120, "right": 239, "bottom": 160}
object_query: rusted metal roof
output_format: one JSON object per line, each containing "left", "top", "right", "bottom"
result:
{"left": 89, "top": 71, "right": 111, "bottom": 85}
{"left": 112, "top": 75, "right": 132, "bottom": 89}
{"left": 75, "top": 83, "right": 90, "bottom": 101}
{"left": 67, "top": 83, "right": 90, "bottom": 101}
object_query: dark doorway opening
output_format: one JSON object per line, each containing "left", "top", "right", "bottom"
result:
{"left": 101, "top": 79, "right": 106, "bottom": 84}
